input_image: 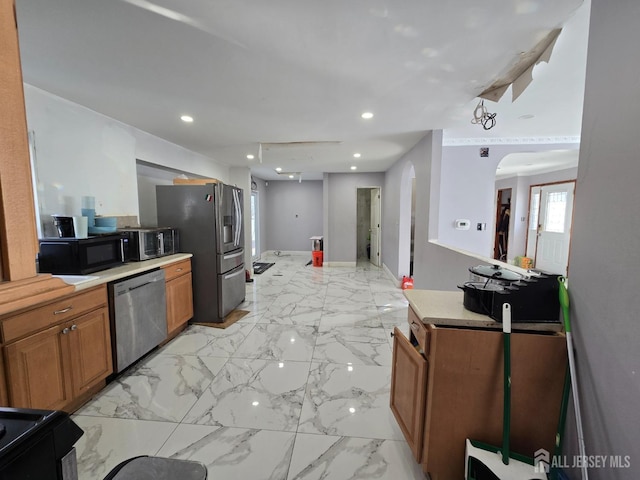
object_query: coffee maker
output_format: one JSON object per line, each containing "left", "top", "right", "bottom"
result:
{"left": 51, "top": 215, "right": 74, "bottom": 237}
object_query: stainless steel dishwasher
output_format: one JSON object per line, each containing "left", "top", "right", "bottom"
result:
{"left": 109, "top": 269, "right": 167, "bottom": 373}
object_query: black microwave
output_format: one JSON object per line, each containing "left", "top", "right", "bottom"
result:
{"left": 38, "top": 234, "right": 127, "bottom": 274}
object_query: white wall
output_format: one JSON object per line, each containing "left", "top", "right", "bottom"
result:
{"left": 229, "top": 166, "right": 253, "bottom": 272}
{"left": 438, "top": 143, "right": 579, "bottom": 257}
{"left": 25, "top": 85, "right": 138, "bottom": 235}
{"left": 324, "top": 172, "right": 385, "bottom": 263}
{"left": 24, "top": 85, "right": 229, "bottom": 235}
{"left": 563, "top": 2, "right": 640, "bottom": 477}
{"left": 252, "top": 177, "right": 268, "bottom": 259}
{"left": 383, "top": 141, "right": 419, "bottom": 280}
{"left": 264, "top": 180, "right": 323, "bottom": 251}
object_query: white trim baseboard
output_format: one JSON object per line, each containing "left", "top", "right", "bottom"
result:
{"left": 382, "top": 262, "right": 402, "bottom": 288}
{"left": 324, "top": 261, "right": 357, "bottom": 267}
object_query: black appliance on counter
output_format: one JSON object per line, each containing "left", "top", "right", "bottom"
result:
{"left": 38, "top": 233, "right": 128, "bottom": 274}
{"left": 0, "top": 407, "right": 83, "bottom": 480}
{"left": 51, "top": 215, "right": 75, "bottom": 238}
{"left": 118, "top": 227, "right": 179, "bottom": 261}
{"left": 459, "top": 265, "right": 561, "bottom": 323}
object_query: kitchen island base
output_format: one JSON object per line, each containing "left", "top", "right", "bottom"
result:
{"left": 391, "top": 299, "right": 567, "bottom": 480}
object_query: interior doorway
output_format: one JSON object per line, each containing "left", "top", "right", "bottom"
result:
{"left": 356, "top": 187, "right": 382, "bottom": 266}
{"left": 526, "top": 181, "right": 576, "bottom": 275}
{"left": 493, "top": 188, "right": 512, "bottom": 261}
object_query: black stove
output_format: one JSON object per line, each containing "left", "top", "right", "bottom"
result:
{"left": 0, "top": 407, "right": 83, "bottom": 480}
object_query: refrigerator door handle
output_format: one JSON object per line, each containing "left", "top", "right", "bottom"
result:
{"left": 233, "top": 189, "right": 242, "bottom": 247}
{"left": 223, "top": 251, "right": 244, "bottom": 260}
{"left": 224, "top": 267, "right": 245, "bottom": 280}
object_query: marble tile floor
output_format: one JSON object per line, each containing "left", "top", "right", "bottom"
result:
{"left": 73, "top": 252, "right": 425, "bottom": 479}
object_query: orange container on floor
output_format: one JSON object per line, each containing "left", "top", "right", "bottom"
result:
{"left": 312, "top": 250, "right": 323, "bottom": 267}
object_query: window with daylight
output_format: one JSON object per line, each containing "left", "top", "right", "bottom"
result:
{"left": 544, "top": 192, "right": 568, "bottom": 233}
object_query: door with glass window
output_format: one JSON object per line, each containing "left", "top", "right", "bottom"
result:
{"left": 527, "top": 181, "right": 575, "bottom": 275}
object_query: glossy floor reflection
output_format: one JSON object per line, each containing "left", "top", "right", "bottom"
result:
{"left": 73, "top": 253, "right": 425, "bottom": 479}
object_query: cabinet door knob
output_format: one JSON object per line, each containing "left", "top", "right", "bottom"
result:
{"left": 390, "top": 331, "right": 395, "bottom": 337}
{"left": 175, "top": 268, "right": 183, "bottom": 272}
{"left": 70, "top": 324, "right": 78, "bottom": 331}
{"left": 54, "top": 306, "right": 73, "bottom": 315}
{"left": 61, "top": 327, "right": 70, "bottom": 335}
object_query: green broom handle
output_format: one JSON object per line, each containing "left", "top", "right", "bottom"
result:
{"left": 502, "top": 303, "right": 512, "bottom": 465}
{"left": 558, "top": 276, "right": 571, "bottom": 333}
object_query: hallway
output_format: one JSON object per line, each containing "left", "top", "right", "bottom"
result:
{"left": 71, "top": 252, "right": 424, "bottom": 479}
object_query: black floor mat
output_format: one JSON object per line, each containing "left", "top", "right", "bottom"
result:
{"left": 253, "top": 262, "right": 275, "bottom": 274}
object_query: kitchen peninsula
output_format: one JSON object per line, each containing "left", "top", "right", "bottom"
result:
{"left": 391, "top": 289, "right": 567, "bottom": 480}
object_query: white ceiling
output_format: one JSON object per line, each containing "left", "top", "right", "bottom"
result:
{"left": 15, "top": 0, "right": 589, "bottom": 181}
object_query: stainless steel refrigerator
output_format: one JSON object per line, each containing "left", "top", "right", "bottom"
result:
{"left": 156, "top": 183, "right": 245, "bottom": 323}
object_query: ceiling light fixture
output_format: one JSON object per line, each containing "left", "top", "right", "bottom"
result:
{"left": 180, "top": 115, "right": 194, "bottom": 123}
{"left": 275, "top": 167, "right": 282, "bottom": 172}
{"left": 288, "top": 175, "right": 294, "bottom": 179}
{"left": 246, "top": 154, "right": 254, "bottom": 160}
{"left": 353, "top": 153, "right": 361, "bottom": 158}
{"left": 361, "top": 112, "right": 374, "bottom": 119}
{"left": 350, "top": 166, "right": 357, "bottom": 170}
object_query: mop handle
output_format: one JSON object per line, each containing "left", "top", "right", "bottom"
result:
{"left": 558, "top": 277, "right": 589, "bottom": 480}
{"left": 502, "top": 303, "right": 511, "bottom": 465}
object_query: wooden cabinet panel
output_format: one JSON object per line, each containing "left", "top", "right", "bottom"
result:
{"left": 4, "top": 324, "right": 72, "bottom": 410}
{"left": 2, "top": 285, "right": 112, "bottom": 412}
{"left": 166, "top": 272, "right": 193, "bottom": 335}
{"left": 2, "top": 286, "right": 107, "bottom": 343}
{"left": 163, "top": 259, "right": 192, "bottom": 282}
{"left": 391, "top": 307, "right": 568, "bottom": 480}
{"left": 67, "top": 307, "right": 113, "bottom": 397}
{"left": 390, "top": 327, "right": 427, "bottom": 462}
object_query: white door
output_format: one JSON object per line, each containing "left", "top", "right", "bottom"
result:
{"left": 370, "top": 188, "right": 381, "bottom": 267}
{"left": 533, "top": 182, "right": 575, "bottom": 275}
{"left": 526, "top": 187, "right": 541, "bottom": 260}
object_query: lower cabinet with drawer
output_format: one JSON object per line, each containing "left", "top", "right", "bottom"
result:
{"left": 2, "top": 285, "right": 112, "bottom": 412}
{"left": 162, "top": 258, "right": 194, "bottom": 339}
{"left": 390, "top": 305, "right": 568, "bottom": 480}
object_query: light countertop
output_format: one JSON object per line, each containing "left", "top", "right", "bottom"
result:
{"left": 53, "top": 253, "right": 193, "bottom": 292}
{"left": 404, "top": 289, "right": 562, "bottom": 333}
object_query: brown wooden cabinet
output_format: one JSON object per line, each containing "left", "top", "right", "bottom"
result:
{"left": 390, "top": 306, "right": 567, "bottom": 480}
{"left": 4, "top": 323, "right": 73, "bottom": 410}
{"left": 162, "top": 258, "right": 193, "bottom": 339}
{"left": 66, "top": 308, "right": 113, "bottom": 398}
{"left": 2, "top": 285, "right": 112, "bottom": 411}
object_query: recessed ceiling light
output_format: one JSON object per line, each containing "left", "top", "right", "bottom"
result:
{"left": 180, "top": 115, "right": 194, "bottom": 123}
{"left": 350, "top": 166, "right": 357, "bottom": 170}
{"left": 275, "top": 167, "right": 282, "bottom": 172}
{"left": 353, "top": 153, "right": 361, "bottom": 158}
{"left": 361, "top": 112, "right": 374, "bottom": 119}
{"left": 246, "top": 154, "right": 254, "bottom": 160}
{"left": 289, "top": 174, "right": 294, "bottom": 179}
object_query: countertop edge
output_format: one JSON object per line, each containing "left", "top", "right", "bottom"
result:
{"left": 404, "top": 289, "right": 562, "bottom": 333}
{"left": 70, "top": 253, "right": 193, "bottom": 291}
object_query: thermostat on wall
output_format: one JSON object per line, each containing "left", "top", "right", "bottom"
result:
{"left": 455, "top": 219, "right": 471, "bottom": 230}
